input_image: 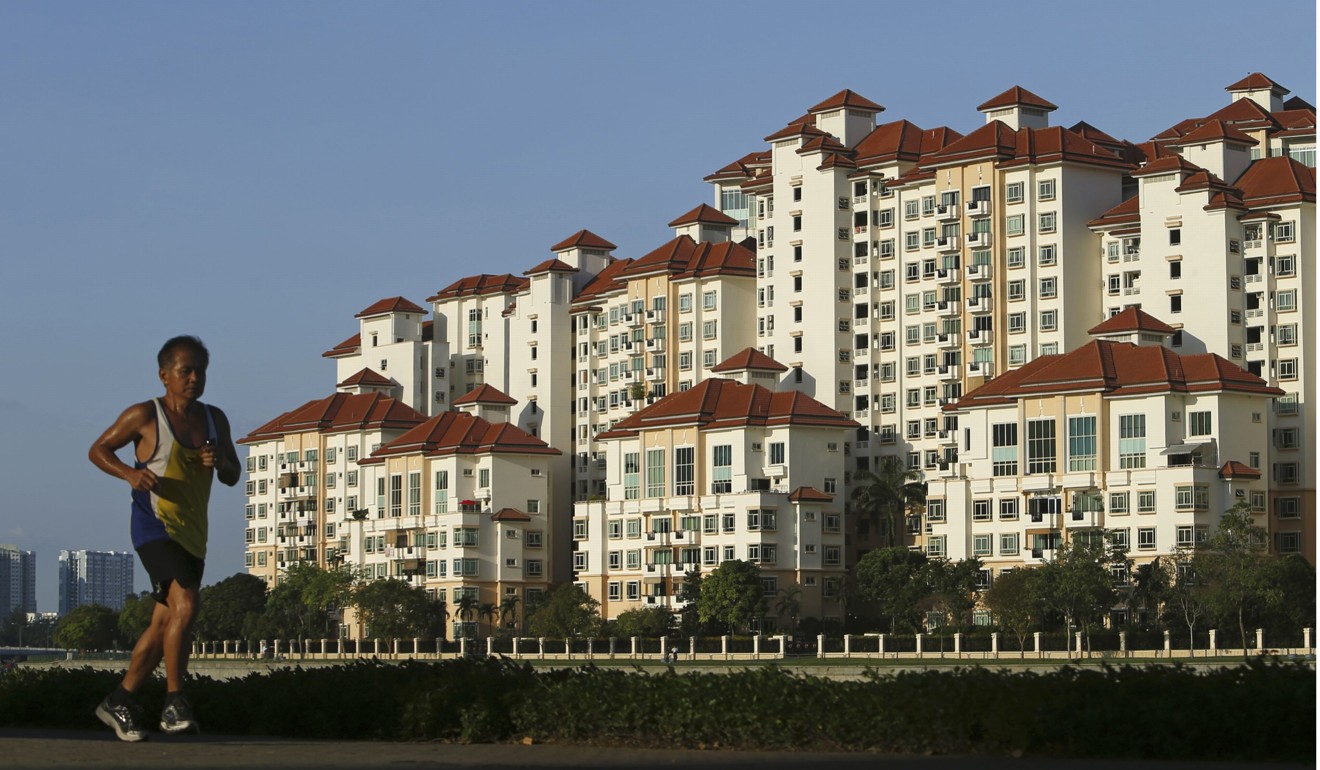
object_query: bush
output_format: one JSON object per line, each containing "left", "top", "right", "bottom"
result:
{"left": 1, "top": 658, "right": 1312, "bottom": 761}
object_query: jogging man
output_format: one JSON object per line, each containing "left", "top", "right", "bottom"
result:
{"left": 88, "top": 336, "right": 240, "bottom": 741}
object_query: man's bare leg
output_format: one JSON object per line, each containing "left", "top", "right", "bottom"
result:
{"left": 160, "top": 581, "right": 199, "bottom": 693}
{"left": 121, "top": 601, "right": 169, "bottom": 693}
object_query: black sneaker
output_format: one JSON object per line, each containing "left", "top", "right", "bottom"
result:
{"left": 159, "top": 694, "right": 199, "bottom": 734}
{"left": 96, "top": 697, "right": 148, "bottom": 742}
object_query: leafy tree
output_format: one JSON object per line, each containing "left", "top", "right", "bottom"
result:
{"left": 477, "top": 602, "right": 498, "bottom": 636}
{"left": 352, "top": 579, "right": 444, "bottom": 639}
{"left": 250, "top": 562, "right": 355, "bottom": 640}
{"left": 1, "top": 608, "right": 28, "bottom": 646}
{"left": 1044, "top": 536, "right": 1122, "bottom": 653}
{"left": 53, "top": 604, "right": 119, "bottom": 651}
{"left": 1261, "top": 554, "right": 1316, "bottom": 637}
{"left": 526, "top": 583, "right": 601, "bottom": 638}
{"left": 773, "top": 587, "right": 801, "bottom": 633}
{"left": 1199, "top": 503, "right": 1280, "bottom": 655}
{"left": 194, "top": 573, "right": 268, "bottom": 641}
{"left": 1163, "top": 549, "right": 1210, "bottom": 655}
{"left": 611, "top": 606, "right": 674, "bottom": 638}
{"left": 676, "top": 569, "right": 710, "bottom": 636}
{"left": 922, "top": 558, "right": 982, "bottom": 635}
{"left": 118, "top": 591, "right": 156, "bottom": 643}
{"left": 984, "top": 567, "right": 1047, "bottom": 656}
{"left": 850, "top": 457, "right": 926, "bottom": 547}
{"left": 1127, "top": 557, "right": 1171, "bottom": 631}
{"left": 696, "top": 560, "right": 765, "bottom": 634}
{"left": 851, "top": 547, "right": 927, "bottom": 633}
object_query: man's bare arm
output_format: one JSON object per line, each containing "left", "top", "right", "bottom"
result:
{"left": 203, "top": 407, "right": 242, "bottom": 487}
{"left": 89, "top": 402, "right": 159, "bottom": 492}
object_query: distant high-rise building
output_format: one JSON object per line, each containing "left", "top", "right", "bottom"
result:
{"left": 58, "top": 550, "right": 134, "bottom": 614}
{"left": 0, "top": 544, "right": 37, "bottom": 617}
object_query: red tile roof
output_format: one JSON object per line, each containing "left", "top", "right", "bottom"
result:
{"left": 797, "top": 134, "right": 850, "bottom": 155}
{"left": 1234, "top": 156, "right": 1316, "bottom": 206}
{"left": 711, "top": 347, "right": 789, "bottom": 373}
{"left": 1218, "top": 461, "right": 1262, "bottom": 480}
{"left": 570, "top": 257, "right": 635, "bottom": 308}
{"left": 356, "top": 296, "right": 427, "bottom": 318}
{"left": 788, "top": 486, "right": 834, "bottom": 503}
{"left": 362, "top": 411, "right": 560, "bottom": 462}
{"left": 322, "top": 332, "right": 362, "bottom": 358}
{"left": 336, "top": 368, "right": 395, "bottom": 388}
{"left": 808, "top": 89, "right": 884, "bottom": 114}
{"left": 764, "top": 122, "right": 829, "bottom": 143}
{"left": 853, "top": 119, "right": 929, "bottom": 165}
{"left": 951, "top": 340, "right": 1283, "bottom": 410}
{"left": 524, "top": 258, "right": 578, "bottom": 276}
{"left": 1282, "top": 96, "right": 1315, "bottom": 111}
{"left": 1087, "top": 196, "right": 1141, "bottom": 229}
{"left": 1087, "top": 307, "right": 1177, "bottom": 336}
{"left": 491, "top": 508, "right": 532, "bottom": 522}
{"left": 1225, "top": 73, "right": 1288, "bottom": 93}
{"left": 703, "top": 151, "right": 770, "bottom": 182}
{"left": 1170, "top": 119, "right": 1259, "bottom": 147}
{"left": 976, "top": 86, "right": 1058, "bottom": 112}
{"left": 452, "top": 383, "right": 518, "bottom": 406}
{"left": 999, "top": 126, "right": 1130, "bottom": 170}
{"left": 620, "top": 236, "right": 755, "bottom": 281}
{"left": 1130, "top": 154, "right": 1205, "bottom": 178}
{"left": 606, "top": 378, "right": 858, "bottom": 435}
{"left": 1203, "top": 98, "right": 1280, "bottom": 131}
{"left": 239, "top": 392, "right": 426, "bottom": 444}
{"left": 667, "top": 203, "right": 739, "bottom": 228}
{"left": 922, "top": 121, "right": 1019, "bottom": 166}
{"left": 427, "top": 273, "right": 529, "bottom": 302}
{"left": 550, "top": 229, "right": 617, "bottom": 252}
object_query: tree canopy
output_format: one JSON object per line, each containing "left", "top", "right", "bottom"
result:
{"left": 53, "top": 604, "right": 119, "bottom": 651}
{"left": 352, "top": 578, "right": 445, "bottom": 639}
{"left": 851, "top": 547, "right": 929, "bottom": 632}
{"left": 850, "top": 457, "right": 926, "bottom": 547}
{"left": 697, "top": 560, "right": 765, "bottom": 634}
{"left": 194, "top": 572, "right": 268, "bottom": 641}
{"left": 525, "top": 583, "right": 601, "bottom": 638}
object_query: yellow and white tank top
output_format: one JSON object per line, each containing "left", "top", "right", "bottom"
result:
{"left": 130, "top": 398, "right": 216, "bottom": 559}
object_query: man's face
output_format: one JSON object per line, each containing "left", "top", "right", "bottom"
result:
{"left": 160, "top": 349, "right": 207, "bottom": 401}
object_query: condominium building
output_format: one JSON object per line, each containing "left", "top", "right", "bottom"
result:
{"left": 58, "top": 549, "right": 134, "bottom": 614}
{"left": 926, "top": 309, "right": 1288, "bottom": 581}
{"left": 574, "top": 349, "right": 857, "bottom": 628}
{"left": 248, "top": 72, "right": 1313, "bottom": 606}
{"left": 0, "top": 544, "right": 37, "bottom": 617}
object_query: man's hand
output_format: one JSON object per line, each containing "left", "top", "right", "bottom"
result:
{"left": 199, "top": 441, "right": 217, "bottom": 470}
{"left": 125, "top": 467, "right": 160, "bottom": 492}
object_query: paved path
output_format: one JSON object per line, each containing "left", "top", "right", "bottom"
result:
{"left": 0, "top": 729, "right": 1309, "bottom": 770}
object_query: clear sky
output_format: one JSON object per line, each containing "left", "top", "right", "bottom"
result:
{"left": 1, "top": 1, "right": 1314, "bottom": 612}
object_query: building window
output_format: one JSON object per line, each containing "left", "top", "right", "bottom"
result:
{"left": 1039, "top": 310, "right": 1057, "bottom": 331}
{"left": 1037, "top": 244, "right": 1056, "bottom": 265}
{"left": 1068, "top": 416, "right": 1096, "bottom": 471}
{"left": 1026, "top": 419, "right": 1056, "bottom": 474}
{"left": 1038, "top": 213, "right": 1056, "bottom": 234}
{"left": 1174, "top": 485, "right": 1209, "bottom": 511}
{"left": 973, "top": 534, "right": 993, "bottom": 557}
{"left": 1006, "top": 182, "right": 1024, "bottom": 203}
{"left": 1006, "top": 215, "right": 1024, "bottom": 236}
{"left": 991, "top": 423, "right": 1018, "bottom": 476}
{"left": 1187, "top": 411, "right": 1212, "bottom": 437}
{"left": 1118, "top": 414, "right": 1146, "bottom": 469}
{"left": 1037, "top": 179, "right": 1056, "bottom": 201}
{"left": 1000, "top": 533, "right": 1019, "bottom": 555}
{"left": 711, "top": 445, "right": 732, "bottom": 493}
{"left": 645, "top": 449, "right": 665, "bottom": 497}
{"left": 1278, "top": 359, "right": 1298, "bottom": 380}
{"left": 926, "top": 536, "right": 946, "bottom": 558}
{"left": 1137, "top": 528, "right": 1156, "bottom": 551}
{"left": 1109, "top": 492, "right": 1129, "bottom": 514}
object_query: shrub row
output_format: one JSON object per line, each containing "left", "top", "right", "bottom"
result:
{"left": 1, "top": 658, "right": 1312, "bottom": 761}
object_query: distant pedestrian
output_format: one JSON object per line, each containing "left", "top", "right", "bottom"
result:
{"left": 88, "top": 336, "right": 240, "bottom": 741}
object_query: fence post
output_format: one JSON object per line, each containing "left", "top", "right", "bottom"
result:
{"left": 434, "top": 638, "right": 442, "bottom": 659}
{"left": 1209, "top": 629, "right": 1217, "bottom": 655}
{"left": 630, "top": 636, "right": 637, "bottom": 658}
{"left": 916, "top": 632, "right": 923, "bottom": 656}
{"left": 753, "top": 634, "right": 761, "bottom": 658}
{"left": 843, "top": 634, "right": 851, "bottom": 658}
{"left": 991, "top": 632, "right": 999, "bottom": 657}
{"left": 1255, "top": 628, "right": 1264, "bottom": 654}
{"left": 512, "top": 637, "right": 521, "bottom": 659}
{"left": 879, "top": 633, "right": 886, "bottom": 656}
{"left": 459, "top": 637, "right": 467, "bottom": 657}
{"left": 721, "top": 635, "right": 729, "bottom": 659}
{"left": 1163, "top": 630, "right": 1171, "bottom": 655}
{"left": 1119, "top": 631, "right": 1126, "bottom": 657}
{"left": 660, "top": 635, "right": 668, "bottom": 662}
{"left": 1074, "top": 631, "right": 1083, "bottom": 659}
{"left": 587, "top": 638, "right": 594, "bottom": 659}
{"left": 564, "top": 638, "right": 572, "bottom": 659}
{"left": 1304, "top": 627, "right": 1311, "bottom": 651}
{"left": 816, "top": 634, "right": 825, "bottom": 659}
{"left": 689, "top": 635, "right": 696, "bottom": 659}
{"left": 1033, "top": 631, "right": 1041, "bottom": 658}
{"left": 608, "top": 637, "right": 616, "bottom": 659}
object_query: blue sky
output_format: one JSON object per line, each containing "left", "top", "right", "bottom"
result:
{"left": 1, "top": 1, "right": 1314, "bottom": 612}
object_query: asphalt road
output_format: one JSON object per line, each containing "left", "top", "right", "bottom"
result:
{"left": 0, "top": 729, "right": 1311, "bottom": 770}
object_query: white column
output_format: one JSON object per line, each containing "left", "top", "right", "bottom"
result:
{"left": 879, "top": 633, "right": 886, "bottom": 656}
{"left": 954, "top": 633, "right": 962, "bottom": 656}
{"left": 1074, "top": 632, "right": 1082, "bottom": 658}
{"left": 1303, "top": 627, "right": 1311, "bottom": 651}
{"left": 991, "top": 632, "right": 999, "bottom": 656}
{"left": 1255, "top": 628, "right": 1264, "bottom": 653}
{"left": 1209, "top": 629, "right": 1217, "bottom": 654}
{"left": 843, "top": 634, "right": 851, "bottom": 657}
{"left": 1033, "top": 631, "right": 1041, "bottom": 657}
{"left": 1163, "top": 630, "right": 1171, "bottom": 655}
{"left": 916, "top": 632, "right": 923, "bottom": 656}
{"left": 816, "top": 634, "right": 825, "bottom": 659}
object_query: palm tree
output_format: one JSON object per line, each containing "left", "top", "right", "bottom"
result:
{"left": 477, "top": 602, "right": 498, "bottom": 637}
{"left": 851, "top": 456, "right": 927, "bottom": 548}
{"left": 453, "top": 595, "right": 478, "bottom": 638}
{"left": 499, "top": 595, "right": 520, "bottom": 631}
{"left": 773, "top": 587, "right": 801, "bottom": 633}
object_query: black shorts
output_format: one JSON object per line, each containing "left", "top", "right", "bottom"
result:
{"left": 136, "top": 540, "right": 205, "bottom": 605}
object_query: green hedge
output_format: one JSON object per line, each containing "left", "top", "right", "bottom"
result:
{"left": 1, "top": 658, "right": 1312, "bottom": 761}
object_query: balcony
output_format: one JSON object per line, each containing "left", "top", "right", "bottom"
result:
{"left": 966, "top": 199, "right": 990, "bottom": 217}
{"left": 853, "top": 286, "right": 868, "bottom": 297}
{"left": 936, "top": 205, "right": 959, "bottom": 222}
{"left": 966, "top": 231, "right": 991, "bottom": 248}
{"left": 1244, "top": 273, "right": 1264, "bottom": 285}
{"left": 967, "top": 295, "right": 991, "bottom": 312}
{"left": 645, "top": 310, "right": 659, "bottom": 323}
{"left": 966, "top": 263, "right": 992, "bottom": 280}
{"left": 938, "top": 365, "right": 959, "bottom": 381}
{"left": 937, "top": 300, "right": 959, "bottom": 317}
{"left": 968, "top": 361, "right": 995, "bottom": 378}
{"left": 937, "top": 333, "right": 959, "bottom": 349}
{"left": 475, "top": 487, "right": 492, "bottom": 501}
{"left": 937, "top": 268, "right": 959, "bottom": 284}
{"left": 936, "top": 235, "right": 960, "bottom": 252}
{"left": 646, "top": 338, "right": 665, "bottom": 351}
{"left": 938, "top": 430, "right": 958, "bottom": 445}
{"left": 646, "top": 368, "right": 664, "bottom": 381}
